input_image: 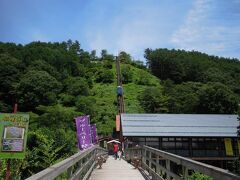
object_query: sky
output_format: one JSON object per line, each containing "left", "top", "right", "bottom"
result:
{"left": 0, "top": 0, "right": 240, "bottom": 61}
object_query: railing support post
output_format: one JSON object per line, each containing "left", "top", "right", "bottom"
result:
{"left": 67, "top": 166, "right": 73, "bottom": 179}
{"left": 166, "top": 159, "right": 171, "bottom": 180}
{"left": 183, "top": 166, "right": 189, "bottom": 180}
{"left": 156, "top": 155, "right": 160, "bottom": 176}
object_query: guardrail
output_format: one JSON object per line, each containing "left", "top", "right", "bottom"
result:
{"left": 26, "top": 145, "right": 107, "bottom": 180}
{"left": 125, "top": 145, "right": 240, "bottom": 180}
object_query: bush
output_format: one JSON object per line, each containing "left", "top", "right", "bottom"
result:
{"left": 64, "top": 77, "right": 89, "bottom": 96}
{"left": 121, "top": 65, "right": 133, "bottom": 84}
{"left": 96, "top": 70, "right": 114, "bottom": 83}
{"left": 189, "top": 172, "right": 213, "bottom": 180}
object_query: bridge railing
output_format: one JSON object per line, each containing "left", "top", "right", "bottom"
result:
{"left": 125, "top": 145, "right": 240, "bottom": 180}
{"left": 26, "top": 145, "right": 107, "bottom": 180}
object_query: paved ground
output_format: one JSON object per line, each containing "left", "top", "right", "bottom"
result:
{"left": 89, "top": 156, "right": 146, "bottom": 180}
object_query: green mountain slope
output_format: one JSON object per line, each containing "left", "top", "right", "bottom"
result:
{"left": 91, "top": 62, "right": 161, "bottom": 135}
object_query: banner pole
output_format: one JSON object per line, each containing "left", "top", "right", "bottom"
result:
{"left": 6, "top": 103, "right": 17, "bottom": 180}
{"left": 5, "top": 159, "right": 10, "bottom": 180}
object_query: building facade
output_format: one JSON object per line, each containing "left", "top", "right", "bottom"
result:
{"left": 121, "top": 114, "right": 239, "bottom": 169}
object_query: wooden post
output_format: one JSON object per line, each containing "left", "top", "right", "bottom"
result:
{"left": 166, "top": 160, "right": 171, "bottom": 180}
{"left": 156, "top": 155, "right": 160, "bottom": 175}
{"left": 183, "top": 166, "right": 189, "bottom": 180}
{"left": 5, "top": 159, "right": 10, "bottom": 180}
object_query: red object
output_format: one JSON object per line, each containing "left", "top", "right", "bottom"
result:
{"left": 6, "top": 159, "right": 10, "bottom": 180}
{"left": 13, "top": 103, "right": 17, "bottom": 113}
{"left": 116, "top": 115, "right": 120, "bottom": 132}
{"left": 113, "top": 144, "right": 119, "bottom": 152}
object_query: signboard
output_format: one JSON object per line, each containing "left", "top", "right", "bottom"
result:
{"left": 90, "top": 124, "right": 97, "bottom": 144}
{"left": 224, "top": 138, "right": 233, "bottom": 156}
{"left": 75, "top": 116, "right": 92, "bottom": 150}
{"left": 116, "top": 115, "right": 120, "bottom": 132}
{"left": 0, "top": 113, "right": 29, "bottom": 159}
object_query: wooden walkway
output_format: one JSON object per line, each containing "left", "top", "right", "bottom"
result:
{"left": 89, "top": 156, "right": 146, "bottom": 180}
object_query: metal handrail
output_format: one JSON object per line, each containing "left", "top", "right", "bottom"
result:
{"left": 125, "top": 145, "right": 240, "bottom": 180}
{"left": 26, "top": 145, "right": 107, "bottom": 180}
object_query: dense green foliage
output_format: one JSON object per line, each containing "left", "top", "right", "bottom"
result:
{"left": 189, "top": 172, "right": 213, "bottom": 180}
{"left": 145, "top": 48, "right": 240, "bottom": 114}
{"left": 0, "top": 41, "right": 240, "bottom": 178}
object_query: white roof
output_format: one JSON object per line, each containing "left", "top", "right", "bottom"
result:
{"left": 121, "top": 114, "right": 239, "bottom": 137}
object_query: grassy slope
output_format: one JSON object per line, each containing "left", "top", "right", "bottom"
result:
{"left": 91, "top": 62, "right": 161, "bottom": 134}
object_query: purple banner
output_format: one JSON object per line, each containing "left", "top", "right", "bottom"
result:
{"left": 90, "top": 124, "right": 97, "bottom": 144}
{"left": 75, "top": 116, "right": 92, "bottom": 150}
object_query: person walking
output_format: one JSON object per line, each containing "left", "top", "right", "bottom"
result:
{"left": 113, "top": 143, "right": 119, "bottom": 160}
{"left": 117, "top": 148, "right": 122, "bottom": 160}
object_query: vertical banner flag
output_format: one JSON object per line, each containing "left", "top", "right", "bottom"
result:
{"left": 224, "top": 138, "right": 233, "bottom": 156}
{"left": 0, "top": 113, "right": 29, "bottom": 159}
{"left": 116, "top": 115, "right": 120, "bottom": 132}
{"left": 88, "top": 124, "right": 92, "bottom": 144}
{"left": 237, "top": 139, "right": 240, "bottom": 155}
{"left": 75, "top": 116, "right": 92, "bottom": 150}
{"left": 91, "top": 124, "right": 97, "bottom": 144}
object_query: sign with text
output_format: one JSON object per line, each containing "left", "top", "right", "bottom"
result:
{"left": 75, "top": 116, "right": 92, "bottom": 150}
{"left": 0, "top": 113, "right": 29, "bottom": 159}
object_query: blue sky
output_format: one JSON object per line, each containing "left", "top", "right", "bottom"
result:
{"left": 0, "top": 0, "right": 239, "bottom": 61}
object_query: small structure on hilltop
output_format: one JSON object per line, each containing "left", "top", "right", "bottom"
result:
{"left": 121, "top": 113, "right": 239, "bottom": 170}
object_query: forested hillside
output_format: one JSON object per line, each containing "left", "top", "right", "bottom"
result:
{"left": 0, "top": 40, "right": 161, "bottom": 178}
{"left": 0, "top": 41, "right": 240, "bottom": 178}
{"left": 145, "top": 48, "right": 240, "bottom": 114}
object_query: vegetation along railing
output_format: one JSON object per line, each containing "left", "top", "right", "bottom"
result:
{"left": 26, "top": 145, "right": 107, "bottom": 180}
{"left": 125, "top": 145, "right": 240, "bottom": 180}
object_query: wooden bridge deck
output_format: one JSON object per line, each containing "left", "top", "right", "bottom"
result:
{"left": 89, "top": 156, "right": 146, "bottom": 180}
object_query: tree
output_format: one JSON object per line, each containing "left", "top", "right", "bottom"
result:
{"left": 90, "top": 50, "right": 97, "bottom": 61}
{"left": 0, "top": 54, "right": 21, "bottom": 104}
{"left": 119, "top": 51, "right": 132, "bottom": 64}
{"left": 101, "top": 49, "right": 107, "bottom": 60}
{"left": 75, "top": 96, "right": 96, "bottom": 117}
{"left": 138, "top": 87, "right": 169, "bottom": 113}
{"left": 27, "top": 59, "right": 61, "bottom": 80}
{"left": 95, "top": 70, "right": 114, "bottom": 83}
{"left": 165, "top": 82, "right": 201, "bottom": 113}
{"left": 17, "top": 70, "right": 62, "bottom": 111}
{"left": 64, "top": 77, "right": 89, "bottom": 96}
{"left": 197, "top": 83, "right": 238, "bottom": 114}
{"left": 121, "top": 65, "right": 133, "bottom": 84}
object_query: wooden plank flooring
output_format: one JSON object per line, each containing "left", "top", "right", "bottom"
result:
{"left": 89, "top": 156, "right": 146, "bottom": 180}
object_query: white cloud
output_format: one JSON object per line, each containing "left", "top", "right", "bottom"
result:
{"left": 171, "top": 0, "right": 240, "bottom": 58}
{"left": 86, "top": 4, "right": 168, "bottom": 60}
{"left": 30, "top": 30, "right": 49, "bottom": 42}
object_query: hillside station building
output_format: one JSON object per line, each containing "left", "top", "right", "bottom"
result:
{"left": 120, "top": 114, "right": 240, "bottom": 169}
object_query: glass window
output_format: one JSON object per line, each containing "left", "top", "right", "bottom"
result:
{"left": 193, "top": 150, "right": 205, "bottom": 157}
{"left": 146, "top": 137, "right": 158, "bottom": 141}
{"left": 192, "top": 142, "right": 205, "bottom": 149}
{"left": 138, "top": 141, "right": 146, "bottom": 146}
{"left": 192, "top": 138, "right": 197, "bottom": 141}
{"left": 162, "top": 142, "right": 175, "bottom": 149}
{"left": 146, "top": 141, "right": 159, "bottom": 146}
{"left": 176, "top": 142, "right": 182, "bottom": 148}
